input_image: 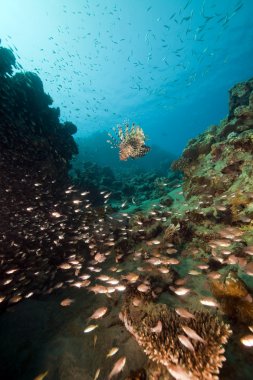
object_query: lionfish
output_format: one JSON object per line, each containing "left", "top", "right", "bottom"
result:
{"left": 107, "top": 122, "right": 151, "bottom": 161}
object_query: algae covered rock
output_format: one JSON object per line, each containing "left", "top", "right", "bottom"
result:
{"left": 210, "top": 270, "right": 253, "bottom": 325}
{"left": 172, "top": 77, "right": 253, "bottom": 222}
{"left": 229, "top": 78, "right": 253, "bottom": 119}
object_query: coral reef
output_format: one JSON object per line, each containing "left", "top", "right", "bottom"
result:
{"left": 72, "top": 160, "right": 180, "bottom": 209}
{"left": 169, "top": 77, "right": 253, "bottom": 262}
{"left": 229, "top": 78, "right": 253, "bottom": 119}
{"left": 0, "top": 47, "right": 78, "bottom": 181}
{"left": 125, "top": 368, "right": 147, "bottom": 380}
{"left": 120, "top": 285, "right": 231, "bottom": 380}
{"left": 210, "top": 270, "right": 253, "bottom": 325}
{"left": 0, "top": 46, "right": 89, "bottom": 309}
{"left": 172, "top": 77, "right": 253, "bottom": 218}
{"left": 163, "top": 223, "right": 180, "bottom": 243}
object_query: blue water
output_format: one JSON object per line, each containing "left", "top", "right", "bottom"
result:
{"left": 1, "top": 0, "right": 252, "bottom": 156}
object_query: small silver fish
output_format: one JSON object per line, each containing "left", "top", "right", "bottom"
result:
{"left": 106, "top": 347, "right": 119, "bottom": 358}
{"left": 89, "top": 307, "right": 108, "bottom": 320}
{"left": 172, "top": 287, "right": 190, "bottom": 296}
{"left": 150, "top": 320, "right": 162, "bottom": 333}
{"left": 178, "top": 334, "right": 195, "bottom": 352}
{"left": 137, "top": 283, "right": 150, "bottom": 293}
{"left": 108, "top": 356, "right": 126, "bottom": 379}
{"left": 181, "top": 325, "right": 205, "bottom": 343}
{"left": 34, "top": 371, "right": 48, "bottom": 380}
{"left": 168, "top": 364, "right": 192, "bottom": 380}
{"left": 240, "top": 334, "right": 253, "bottom": 347}
{"left": 93, "top": 368, "right": 100, "bottom": 380}
{"left": 200, "top": 297, "right": 219, "bottom": 307}
{"left": 83, "top": 324, "right": 98, "bottom": 333}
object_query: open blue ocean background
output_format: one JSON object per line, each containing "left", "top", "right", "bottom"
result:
{"left": 1, "top": 0, "right": 252, "bottom": 158}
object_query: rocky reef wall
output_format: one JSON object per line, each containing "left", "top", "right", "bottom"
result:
{"left": 0, "top": 46, "right": 87, "bottom": 309}
{"left": 0, "top": 46, "right": 78, "bottom": 182}
{"left": 172, "top": 77, "right": 253, "bottom": 225}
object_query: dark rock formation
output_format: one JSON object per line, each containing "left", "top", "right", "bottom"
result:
{"left": 0, "top": 46, "right": 86, "bottom": 310}
{"left": 0, "top": 47, "right": 16, "bottom": 75}
{"left": 0, "top": 47, "right": 78, "bottom": 182}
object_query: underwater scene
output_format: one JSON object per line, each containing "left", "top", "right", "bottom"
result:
{"left": 0, "top": 0, "right": 253, "bottom": 379}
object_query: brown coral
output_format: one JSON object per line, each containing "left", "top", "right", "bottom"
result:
{"left": 229, "top": 192, "right": 250, "bottom": 222}
{"left": 120, "top": 286, "right": 231, "bottom": 380}
{"left": 210, "top": 269, "right": 249, "bottom": 299}
{"left": 171, "top": 77, "right": 253, "bottom": 209}
{"left": 163, "top": 223, "right": 180, "bottom": 243}
{"left": 210, "top": 270, "right": 253, "bottom": 325}
{"left": 125, "top": 368, "right": 147, "bottom": 380}
{"left": 229, "top": 78, "right": 253, "bottom": 118}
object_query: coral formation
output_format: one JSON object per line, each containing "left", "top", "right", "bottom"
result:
{"left": 0, "top": 46, "right": 89, "bottom": 309}
{"left": 163, "top": 223, "right": 180, "bottom": 243}
{"left": 210, "top": 270, "right": 253, "bottom": 325}
{"left": 229, "top": 78, "right": 253, "bottom": 119}
{"left": 0, "top": 47, "right": 78, "bottom": 181}
{"left": 164, "top": 78, "right": 253, "bottom": 379}
{"left": 171, "top": 77, "right": 253, "bottom": 227}
{"left": 120, "top": 286, "right": 231, "bottom": 380}
{"left": 72, "top": 160, "right": 179, "bottom": 209}
{"left": 125, "top": 368, "right": 147, "bottom": 380}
